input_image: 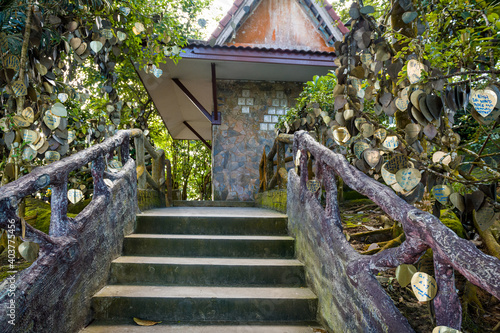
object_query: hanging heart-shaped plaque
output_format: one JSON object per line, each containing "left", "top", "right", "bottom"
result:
{"left": 67, "top": 189, "right": 84, "bottom": 204}
{"left": 353, "top": 141, "right": 370, "bottom": 159}
{"left": 382, "top": 136, "right": 399, "bottom": 150}
{"left": 396, "top": 168, "right": 421, "bottom": 192}
{"left": 332, "top": 127, "right": 351, "bottom": 145}
{"left": 432, "top": 151, "right": 452, "bottom": 165}
{"left": 470, "top": 89, "right": 497, "bottom": 117}
{"left": 45, "top": 151, "right": 60, "bottom": 163}
{"left": 21, "top": 107, "right": 34, "bottom": 123}
{"left": 473, "top": 204, "right": 497, "bottom": 232}
{"left": 90, "top": 40, "right": 103, "bottom": 53}
{"left": 306, "top": 180, "right": 321, "bottom": 193}
{"left": 43, "top": 113, "right": 61, "bottom": 130}
{"left": 12, "top": 115, "right": 30, "bottom": 128}
{"left": 18, "top": 241, "right": 39, "bottom": 262}
{"left": 407, "top": 59, "right": 425, "bottom": 84}
{"left": 432, "top": 185, "right": 451, "bottom": 204}
{"left": 411, "top": 272, "right": 437, "bottom": 302}
{"left": 374, "top": 128, "right": 387, "bottom": 142}
{"left": 449, "top": 192, "right": 465, "bottom": 212}
{"left": 51, "top": 103, "right": 67, "bottom": 117}
{"left": 363, "top": 149, "right": 381, "bottom": 168}
{"left": 22, "top": 129, "right": 38, "bottom": 143}
{"left": 22, "top": 146, "right": 37, "bottom": 162}
{"left": 432, "top": 326, "right": 461, "bottom": 333}
{"left": 381, "top": 163, "right": 397, "bottom": 185}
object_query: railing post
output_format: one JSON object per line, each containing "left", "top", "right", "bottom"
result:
{"left": 433, "top": 253, "right": 462, "bottom": 329}
{"left": 277, "top": 141, "right": 286, "bottom": 189}
{"left": 134, "top": 134, "right": 146, "bottom": 190}
{"left": 153, "top": 150, "right": 166, "bottom": 206}
{"left": 92, "top": 155, "right": 108, "bottom": 196}
{"left": 165, "top": 159, "right": 173, "bottom": 206}
{"left": 49, "top": 174, "right": 69, "bottom": 237}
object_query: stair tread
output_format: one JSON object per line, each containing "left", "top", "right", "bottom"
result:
{"left": 82, "top": 322, "right": 323, "bottom": 332}
{"left": 113, "top": 256, "right": 303, "bottom": 266}
{"left": 125, "top": 234, "right": 294, "bottom": 240}
{"left": 139, "top": 207, "right": 287, "bottom": 218}
{"left": 94, "top": 286, "right": 317, "bottom": 299}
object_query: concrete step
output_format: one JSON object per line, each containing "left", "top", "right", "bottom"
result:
{"left": 173, "top": 200, "right": 256, "bottom": 207}
{"left": 82, "top": 321, "right": 325, "bottom": 332}
{"left": 109, "top": 256, "right": 306, "bottom": 287}
{"left": 91, "top": 286, "right": 318, "bottom": 322}
{"left": 123, "top": 234, "right": 295, "bottom": 258}
{"left": 136, "top": 207, "right": 287, "bottom": 235}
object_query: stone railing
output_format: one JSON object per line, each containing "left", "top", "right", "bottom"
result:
{"left": 289, "top": 130, "right": 499, "bottom": 331}
{"left": 0, "top": 129, "right": 171, "bottom": 332}
{"left": 258, "top": 133, "right": 293, "bottom": 192}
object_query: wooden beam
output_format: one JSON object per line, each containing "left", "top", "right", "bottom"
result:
{"left": 172, "top": 78, "right": 213, "bottom": 122}
{"left": 183, "top": 121, "right": 212, "bottom": 150}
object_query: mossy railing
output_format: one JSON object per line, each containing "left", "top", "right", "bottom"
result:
{"left": 259, "top": 133, "right": 293, "bottom": 192}
{"left": 291, "top": 130, "right": 499, "bottom": 330}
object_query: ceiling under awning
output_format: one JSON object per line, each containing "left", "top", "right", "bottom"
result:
{"left": 138, "top": 44, "right": 337, "bottom": 141}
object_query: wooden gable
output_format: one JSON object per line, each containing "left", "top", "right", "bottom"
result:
{"left": 229, "top": 0, "right": 334, "bottom": 52}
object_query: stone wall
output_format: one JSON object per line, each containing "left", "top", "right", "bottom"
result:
{"left": 254, "top": 189, "right": 287, "bottom": 213}
{"left": 213, "top": 80, "right": 302, "bottom": 201}
{"left": 0, "top": 161, "right": 137, "bottom": 333}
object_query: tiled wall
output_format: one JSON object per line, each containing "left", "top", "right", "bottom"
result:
{"left": 212, "top": 80, "right": 302, "bottom": 201}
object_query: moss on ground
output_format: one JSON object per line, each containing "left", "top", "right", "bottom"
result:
{"left": 24, "top": 197, "right": 81, "bottom": 234}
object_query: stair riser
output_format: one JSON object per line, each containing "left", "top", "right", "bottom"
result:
{"left": 109, "top": 263, "right": 305, "bottom": 287}
{"left": 135, "top": 216, "right": 288, "bottom": 235}
{"left": 123, "top": 238, "right": 295, "bottom": 258}
{"left": 92, "top": 297, "right": 317, "bottom": 322}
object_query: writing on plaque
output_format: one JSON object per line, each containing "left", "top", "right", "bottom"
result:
{"left": 411, "top": 272, "right": 437, "bottom": 302}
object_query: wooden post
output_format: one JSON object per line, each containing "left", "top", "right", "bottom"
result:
{"left": 277, "top": 141, "right": 286, "bottom": 189}
{"left": 134, "top": 134, "right": 146, "bottom": 190}
{"left": 49, "top": 175, "right": 68, "bottom": 237}
{"left": 165, "top": 159, "right": 173, "bottom": 207}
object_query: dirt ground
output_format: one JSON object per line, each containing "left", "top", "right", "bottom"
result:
{"left": 339, "top": 198, "right": 500, "bottom": 333}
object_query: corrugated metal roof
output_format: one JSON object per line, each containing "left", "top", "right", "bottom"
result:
{"left": 187, "top": 39, "right": 336, "bottom": 56}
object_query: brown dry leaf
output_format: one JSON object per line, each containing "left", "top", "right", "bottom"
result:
{"left": 133, "top": 317, "right": 162, "bottom": 326}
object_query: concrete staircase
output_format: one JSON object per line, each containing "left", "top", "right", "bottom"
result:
{"left": 81, "top": 204, "right": 324, "bottom": 332}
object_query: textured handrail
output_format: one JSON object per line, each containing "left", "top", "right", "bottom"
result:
{"left": 0, "top": 129, "right": 171, "bottom": 250}
{"left": 292, "top": 130, "right": 500, "bottom": 329}
{"left": 259, "top": 134, "right": 293, "bottom": 191}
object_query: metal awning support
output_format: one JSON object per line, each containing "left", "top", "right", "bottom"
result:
{"left": 172, "top": 78, "right": 221, "bottom": 125}
{"left": 183, "top": 121, "right": 212, "bottom": 150}
{"left": 211, "top": 63, "right": 218, "bottom": 122}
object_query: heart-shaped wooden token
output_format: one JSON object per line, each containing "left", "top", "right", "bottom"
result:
{"left": 411, "top": 272, "right": 438, "bottom": 302}
{"left": 353, "top": 141, "right": 370, "bottom": 159}
{"left": 426, "top": 94, "right": 443, "bottom": 120}
{"left": 361, "top": 123, "right": 374, "bottom": 138}
{"left": 67, "top": 189, "right": 84, "bottom": 204}
{"left": 405, "top": 123, "right": 421, "bottom": 140}
{"left": 108, "top": 159, "right": 123, "bottom": 171}
{"left": 51, "top": 103, "right": 67, "bottom": 117}
{"left": 22, "top": 107, "right": 34, "bottom": 122}
{"left": 470, "top": 89, "right": 497, "bottom": 117}
{"left": 45, "top": 150, "right": 60, "bottom": 163}
{"left": 374, "top": 128, "right": 387, "bottom": 142}
{"left": 411, "top": 107, "right": 429, "bottom": 126}
{"left": 43, "top": 113, "right": 61, "bottom": 130}
{"left": 22, "top": 129, "right": 38, "bottom": 143}
{"left": 432, "top": 326, "right": 461, "bottom": 333}
{"left": 407, "top": 59, "right": 425, "bottom": 84}
{"left": 354, "top": 118, "right": 367, "bottom": 130}
{"left": 306, "top": 180, "right": 321, "bottom": 193}
{"left": 423, "top": 123, "right": 438, "bottom": 140}
{"left": 30, "top": 135, "right": 45, "bottom": 151}
{"left": 385, "top": 154, "right": 409, "bottom": 173}
{"left": 381, "top": 163, "right": 397, "bottom": 185}
{"left": 333, "top": 127, "right": 351, "bottom": 145}
{"left": 22, "top": 146, "right": 37, "bottom": 162}
{"left": 382, "top": 136, "right": 399, "bottom": 150}
{"left": 419, "top": 94, "right": 434, "bottom": 122}
{"left": 449, "top": 192, "right": 465, "bottom": 212}
{"left": 402, "top": 182, "right": 425, "bottom": 204}
{"left": 90, "top": 40, "right": 103, "bottom": 53}
{"left": 432, "top": 185, "right": 451, "bottom": 204}
{"left": 396, "top": 168, "right": 421, "bottom": 192}
{"left": 363, "top": 149, "right": 381, "bottom": 168}
{"left": 410, "top": 90, "right": 425, "bottom": 110}
{"left": 12, "top": 115, "right": 30, "bottom": 127}
{"left": 473, "top": 203, "right": 497, "bottom": 231}
{"left": 355, "top": 158, "right": 370, "bottom": 173}
{"left": 18, "top": 241, "right": 39, "bottom": 262}
{"left": 432, "top": 151, "right": 452, "bottom": 165}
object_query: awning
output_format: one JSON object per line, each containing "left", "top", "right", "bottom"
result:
{"left": 138, "top": 44, "right": 337, "bottom": 140}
